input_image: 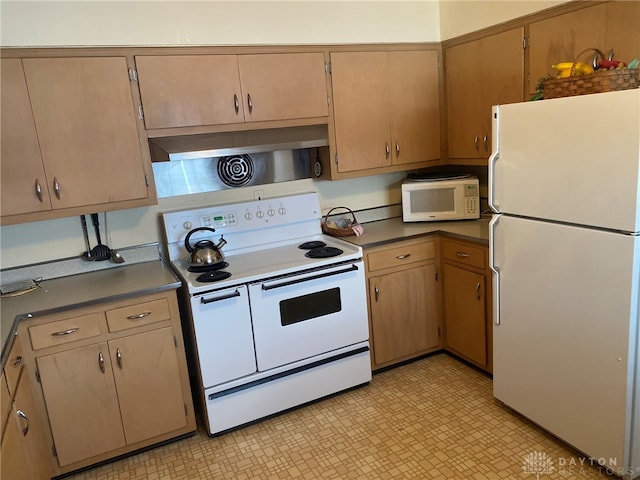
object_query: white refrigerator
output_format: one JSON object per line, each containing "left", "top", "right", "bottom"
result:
{"left": 489, "top": 89, "right": 640, "bottom": 479}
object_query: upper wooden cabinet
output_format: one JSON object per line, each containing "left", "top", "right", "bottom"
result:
{"left": 445, "top": 28, "right": 525, "bottom": 164}
{"left": 0, "top": 56, "right": 155, "bottom": 226}
{"left": 328, "top": 49, "right": 441, "bottom": 177}
{"left": 135, "top": 52, "right": 328, "bottom": 131}
{"left": 528, "top": 1, "right": 639, "bottom": 95}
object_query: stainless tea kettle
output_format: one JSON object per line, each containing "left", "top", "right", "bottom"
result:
{"left": 184, "top": 227, "right": 227, "bottom": 267}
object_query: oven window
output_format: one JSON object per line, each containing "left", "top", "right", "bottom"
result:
{"left": 279, "top": 287, "right": 342, "bottom": 326}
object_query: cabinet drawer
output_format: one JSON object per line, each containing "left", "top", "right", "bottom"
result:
{"left": 442, "top": 240, "right": 486, "bottom": 269}
{"left": 29, "top": 313, "right": 102, "bottom": 350}
{"left": 367, "top": 240, "right": 436, "bottom": 272}
{"left": 3, "top": 339, "right": 23, "bottom": 396}
{"left": 106, "top": 298, "right": 171, "bottom": 332}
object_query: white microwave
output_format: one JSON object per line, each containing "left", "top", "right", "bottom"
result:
{"left": 401, "top": 175, "right": 480, "bottom": 222}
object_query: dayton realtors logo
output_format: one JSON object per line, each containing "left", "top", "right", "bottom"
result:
{"left": 522, "top": 451, "right": 554, "bottom": 479}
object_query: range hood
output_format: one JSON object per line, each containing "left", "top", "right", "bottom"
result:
{"left": 149, "top": 125, "right": 328, "bottom": 162}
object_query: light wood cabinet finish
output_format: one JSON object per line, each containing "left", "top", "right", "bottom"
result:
{"left": 0, "top": 56, "right": 155, "bottom": 225}
{"left": 528, "top": 4, "right": 606, "bottom": 95}
{"left": 446, "top": 27, "right": 524, "bottom": 163}
{"left": 136, "top": 52, "right": 328, "bottom": 130}
{"left": 441, "top": 238, "right": 492, "bottom": 372}
{"left": 1, "top": 338, "right": 52, "bottom": 480}
{"left": 329, "top": 49, "right": 441, "bottom": 176}
{"left": 0, "top": 59, "right": 51, "bottom": 217}
{"left": 16, "top": 290, "right": 195, "bottom": 476}
{"left": 365, "top": 238, "right": 440, "bottom": 370}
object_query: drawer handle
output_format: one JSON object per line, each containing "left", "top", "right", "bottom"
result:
{"left": 51, "top": 327, "right": 79, "bottom": 337}
{"left": 456, "top": 252, "right": 470, "bottom": 258}
{"left": 116, "top": 348, "right": 123, "bottom": 369}
{"left": 396, "top": 254, "right": 411, "bottom": 260}
{"left": 126, "top": 311, "right": 151, "bottom": 320}
{"left": 16, "top": 410, "right": 29, "bottom": 436}
{"left": 98, "top": 352, "right": 105, "bottom": 373}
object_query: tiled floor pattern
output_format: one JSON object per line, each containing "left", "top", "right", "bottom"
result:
{"left": 67, "top": 353, "right": 616, "bottom": 480}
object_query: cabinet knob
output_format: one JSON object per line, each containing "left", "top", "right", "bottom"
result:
{"left": 476, "top": 282, "right": 481, "bottom": 300}
{"left": 247, "top": 94, "right": 253, "bottom": 114}
{"left": 126, "top": 311, "right": 151, "bottom": 320}
{"left": 395, "top": 142, "right": 400, "bottom": 158}
{"left": 51, "top": 327, "right": 80, "bottom": 337}
{"left": 396, "top": 254, "right": 411, "bottom": 260}
{"left": 456, "top": 252, "right": 470, "bottom": 258}
{"left": 385, "top": 143, "right": 390, "bottom": 159}
{"left": 483, "top": 135, "right": 489, "bottom": 153}
{"left": 98, "top": 352, "right": 105, "bottom": 373}
{"left": 35, "top": 179, "right": 43, "bottom": 203}
{"left": 234, "top": 94, "right": 240, "bottom": 114}
{"left": 473, "top": 136, "right": 480, "bottom": 152}
{"left": 53, "top": 177, "right": 61, "bottom": 200}
{"left": 16, "top": 410, "right": 29, "bottom": 436}
{"left": 374, "top": 285, "right": 379, "bottom": 302}
{"left": 116, "top": 348, "right": 123, "bottom": 369}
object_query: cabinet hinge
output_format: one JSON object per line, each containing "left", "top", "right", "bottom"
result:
{"left": 325, "top": 62, "right": 332, "bottom": 73}
{"left": 138, "top": 105, "right": 144, "bottom": 120}
{"left": 523, "top": 37, "right": 528, "bottom": 50}
{"left": 128, "top": 68, "right": 138, "bottom": 82}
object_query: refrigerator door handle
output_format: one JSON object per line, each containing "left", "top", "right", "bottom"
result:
{"left": 489, "top": 215, "right": 501, "bottom": 325}
{"left": 488, "top": 106, "right": 500, "bottom": 213}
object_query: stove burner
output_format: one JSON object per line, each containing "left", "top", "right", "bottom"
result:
{"left": 305, "top": 246, "right": 343, "bottom": 258}
{"left": 298, "top": 241, "right": 326, "bottom": 250}
{"left": 196, "top": 271, "right": 232, "bottom": 283}
{"left": 188, "top": 262, "right": 229, "bottom": 273}
{"left": 217, "top": 155, "right": 254, "bottom": 187}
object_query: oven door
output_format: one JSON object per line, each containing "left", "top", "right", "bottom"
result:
{"left": 248, "top": 261, "right": 368, "bottom": 371}
{"left": 190, "top": 285, "right": 257, "bottom": 387}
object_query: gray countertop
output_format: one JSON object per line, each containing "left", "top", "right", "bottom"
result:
{"left": 348, "top": 216, "right": 491, "bottom": 249}
{"left": 1, "top": 259, "right": 181, "bottom": 367}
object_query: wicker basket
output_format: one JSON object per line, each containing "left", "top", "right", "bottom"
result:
{"left": 543, "top": 48, "right": 639, "bottom": 99}
{"left": 321, "top": 207, "right": 361, "bottom": 237}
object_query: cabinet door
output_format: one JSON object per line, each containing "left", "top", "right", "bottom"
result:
{"left": 109, "top": 327, "right": 187, "bottom": 445}
{"left": 443, "top": 263, "right": 487, "bottom": 367}
{"left": 389, "top": 50, "right": 440, "bottom": 165}
{"left": 37, "top": 343, "right": 125, "bottom": 467}
{"left": 135, "top": 55, "right": 244, "bottom": 129}
{"left": 446, "top": 39, "right": 484, "bottom": 159}
{"left": 22, "top": 57, "right": 149, "bottom": 210}
{"left": 331, "top": 51, "right": 391, "bottom": 172}
{"left": 369, "top": 263, "right": 439, "bottom": 366}
{"left": 237, "top": 53, "right": 328, "bottom": 122}
{"left": 479, "top": 27, "right": 524, "bottom": 155}
{"left": 0, "top": 58, "right": 52, "bottom": 217}
{"left": 12, "top": 371, "right": 53, "bottom": 480}
{"left": 1, "top": 405, "right": 32, "bottom": 480}
{"left": 528, "top": 4, "right": 606, "bottom": 94}
{"left": 605, "top": 1, "right": 640, "bottom": 66}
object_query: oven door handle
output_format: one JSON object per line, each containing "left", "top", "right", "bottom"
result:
{"left": 261, "top": 264, "right": 359, "bottom": 291}
{"left": 200, "top": 289, "right": 241, "bottom": 304}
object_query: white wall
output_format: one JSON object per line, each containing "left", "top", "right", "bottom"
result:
{"left": 0, "top": 0, "right": 561, "bottom": 269}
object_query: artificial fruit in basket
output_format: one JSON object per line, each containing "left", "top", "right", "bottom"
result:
{"left": 552, "top": 61, "right": 594, "bottom": 78}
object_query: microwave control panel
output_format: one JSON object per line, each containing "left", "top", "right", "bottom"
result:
{"left": 464, "top": 183, "right": 479, "bottom": 216}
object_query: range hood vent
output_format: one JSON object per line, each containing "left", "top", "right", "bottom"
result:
{"left": 149, "top": 125, "right": 328, "bottom": 162}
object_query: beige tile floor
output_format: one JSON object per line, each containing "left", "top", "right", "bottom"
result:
{"left": 66, "top": 353, "right": 617, "bottom": 480}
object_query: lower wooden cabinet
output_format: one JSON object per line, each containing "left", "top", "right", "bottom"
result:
{"left": 365, "top": 238, "right": 441, "bottom": 370}
{"left": 441, "top": 237, "right": 492, "bottom": 372}
{"left": 1, "top": 337, "right": 52, "bottom": 480}
{"left": 16, "top": 290, "right": 195, "bottom": 477}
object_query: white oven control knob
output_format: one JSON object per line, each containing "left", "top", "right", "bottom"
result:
{"left": 183, "top": 220, "right": 193, "bottom": 230}
{"left": 244, "top": 212, "right": 252, "bottom": 220}
{"left": 278, "top": 207, "right": 286, "bottom": 215}
{"left": 256, "top": 210, "right": 264, "bottom": 219}
{"left": 267, "top": 208, "right": 275, "bottom": 217}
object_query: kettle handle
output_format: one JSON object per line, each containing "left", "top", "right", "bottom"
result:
{"left": 184, "top": 227, "right": 217, "bottom": 253}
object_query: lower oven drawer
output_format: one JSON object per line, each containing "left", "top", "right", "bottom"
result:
{"left": 190, "top": 285, "right": 257, "bottom": 387}
{"left": 248, "top": 262, "right": 368, "bottom": 371}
